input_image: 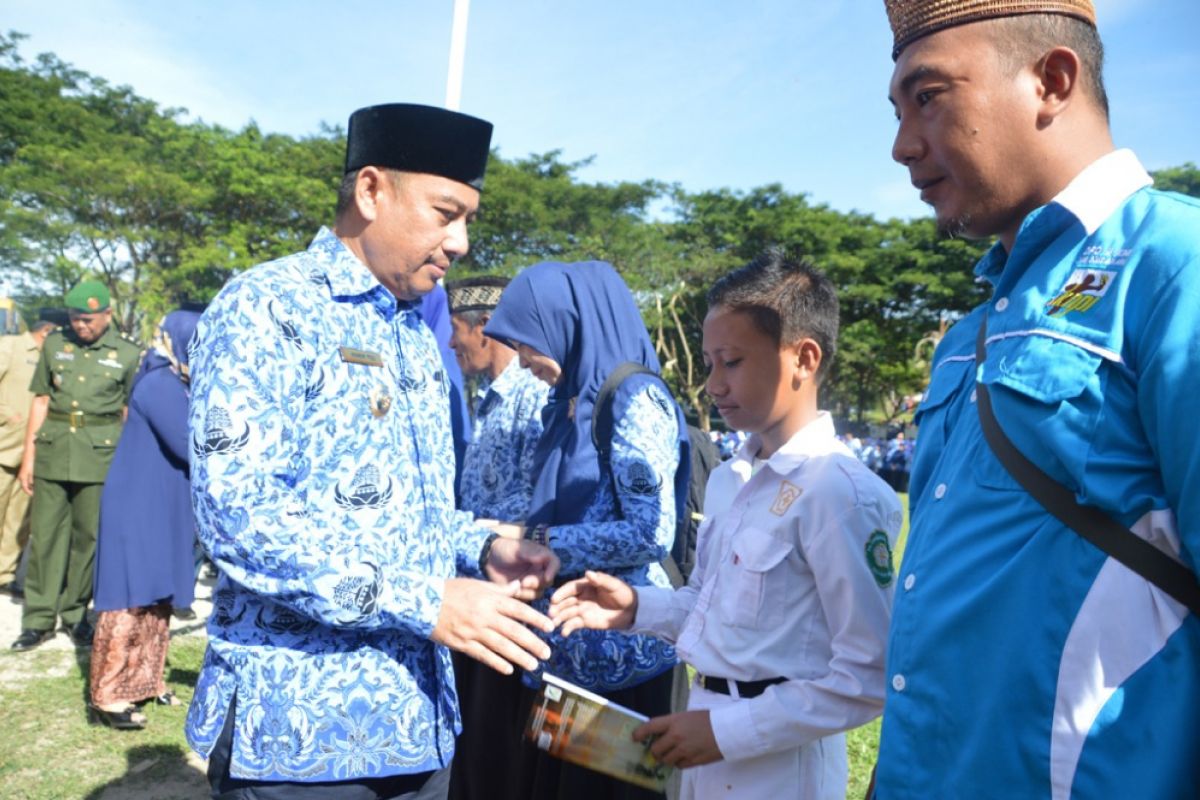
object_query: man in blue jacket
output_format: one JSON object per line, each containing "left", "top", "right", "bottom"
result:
{"left": 877, "top": 2, "right": 1200, "bottom": 797}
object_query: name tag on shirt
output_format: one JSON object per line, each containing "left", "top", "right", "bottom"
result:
{"left": 339, "top": 347, "right": 384, "bottom": 367}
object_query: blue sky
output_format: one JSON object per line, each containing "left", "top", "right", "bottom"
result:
{"left": 5, "top": 0, "right": 1199, "bottom": 222}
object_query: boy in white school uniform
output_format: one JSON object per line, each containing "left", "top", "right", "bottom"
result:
{"left": 550, "top": 251, "right": 902, "bottom": 799}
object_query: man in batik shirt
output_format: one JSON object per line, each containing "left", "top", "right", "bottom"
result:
{"left": 186, "top": 104, "right": 559, "bottom": 800}
{"left": 448, "top": 277, "right": 547, "bottom": 522}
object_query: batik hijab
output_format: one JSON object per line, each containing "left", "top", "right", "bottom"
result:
{"left": 133, "top": 309, "right": 202, "bottom": 390}
{"left": 486, "top": 261, "right": 685, "bottom": 526}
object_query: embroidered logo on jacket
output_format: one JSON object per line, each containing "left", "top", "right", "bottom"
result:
{"left": 865, "top": 530, "right": 894, "bottom": 587}
{"left": 1045, "top": 268, "right": 1116, "bottom": 317}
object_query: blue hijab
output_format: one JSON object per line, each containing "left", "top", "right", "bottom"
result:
{"left": 486, "top": 261, "right": 686, "bottom": 526}
{"left": 133, "top": 309, "right": 202, "bottom": 390}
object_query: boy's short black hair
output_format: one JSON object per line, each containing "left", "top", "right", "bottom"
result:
{"left": 706, "top": 249, "right": 839, "bottom": 381}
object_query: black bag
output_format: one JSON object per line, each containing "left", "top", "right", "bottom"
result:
{"left": 592, "top": 362, "right": 717, "bottom": 588}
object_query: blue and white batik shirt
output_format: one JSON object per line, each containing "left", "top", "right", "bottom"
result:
{"left": 539, "top": 374, "right": 681, "bottom": 692}
{"left": 459, "top": 357, "right": 547, "bottom": 521}
{"left": 185, "top": 227, "right": 492, "bottom": 782}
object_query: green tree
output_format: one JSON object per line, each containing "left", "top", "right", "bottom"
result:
{"left": 1151, "top": 163, "right": 1200, "bottom": 198}
{"left": 0, "top": 32, "right": 340, "bottom": 336}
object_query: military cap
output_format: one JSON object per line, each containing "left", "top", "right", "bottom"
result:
{"left": 446, "top": 276, "right": 510, "bottom": 315}
{"left": 885, "top": 0, "right": 1096, "bottom": 59}
{"left": 344, "top": 103, "right": 494, "bottom": 190}
{"left": 64, "top": 280, "right": 111, "bottom": 312}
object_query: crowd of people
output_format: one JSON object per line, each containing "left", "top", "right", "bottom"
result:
{"left": 2, "top": 1, "right": 1198, "bottom": 799}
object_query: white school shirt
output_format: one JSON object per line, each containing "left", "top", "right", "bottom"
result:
{"left": 633, "top": 412, "right": 903, "bottom": 761}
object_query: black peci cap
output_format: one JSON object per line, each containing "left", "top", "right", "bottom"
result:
{"left": 344, "top": 103, "right": 494, "bottom": 190}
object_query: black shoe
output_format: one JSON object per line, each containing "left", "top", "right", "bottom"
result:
{"left": 0, "top": 581, "right": 22, "bottom": 598}
{"left": 60, "top": 619, "right": 94, "bottom": 648}
{"left": 172, "top": 606, "right": 197, "bottom": 621}
{"left": 87, "top": 704, "right": 147, "bottom": 730}
{"left": 10, "top": 628, "right": 54, "bottom": 651}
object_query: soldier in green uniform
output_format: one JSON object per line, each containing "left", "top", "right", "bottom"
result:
{"left": 11, "top": 280, "right": 140, "bottom": 651}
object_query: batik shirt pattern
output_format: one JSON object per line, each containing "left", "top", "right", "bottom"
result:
{"left": 458, "top": 358, "right": 547, "bottom": 521}
{"left": 185, "top": 227, "right": 491, "bottom": 782}
{"left": 538, "top": 374, "right": 680, "bottom": 692}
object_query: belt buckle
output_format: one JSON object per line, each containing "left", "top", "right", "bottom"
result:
{"left": 69, "top": 410, "right": 85, "bottom": 428}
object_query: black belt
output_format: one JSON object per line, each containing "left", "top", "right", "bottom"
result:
{"left": 47, "top": 410, "right": 122, "bottom": 427}
{"left": 697, "top": 675, "right": 787, "bottom": 699}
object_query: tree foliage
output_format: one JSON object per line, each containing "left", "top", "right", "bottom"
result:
{"left": 1151, "top": 163, "right": 1200, "bottom": 199}
{"left": 4, "top": 33, "right": 1191, "bottom": 426}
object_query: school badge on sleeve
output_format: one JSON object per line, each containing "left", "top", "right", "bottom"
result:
{"left": 865, "top": 530, "right": 894, "bottom": 588}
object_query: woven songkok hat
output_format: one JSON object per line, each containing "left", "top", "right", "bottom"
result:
{"left": 885, "top": 0, "right": 1097, "bottom": 59}
{"left": 447, "top": 276, "right": 510, "bottom": 315}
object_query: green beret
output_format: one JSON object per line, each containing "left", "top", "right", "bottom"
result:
{"left": 64, "top": 280, "right": 110, "bottom": 312}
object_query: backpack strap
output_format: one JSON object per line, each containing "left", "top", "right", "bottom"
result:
{"left": 591, "top": 361, "right": 687, "bottom": 588}
{"left": 592, "top": 362, "right": 658, "bottom": 459}
{"left": 974, "top": 317, "right": 1200, "bottom": 615}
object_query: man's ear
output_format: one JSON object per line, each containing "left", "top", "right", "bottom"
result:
{"left": 477, "top": 314, "right": 491, "bottom": 347}
{"left": 353, "top": 166, "right": 388, "bottom": 222}
{"left": 1035, "top": 46, "right": 1082, "bottom": 125}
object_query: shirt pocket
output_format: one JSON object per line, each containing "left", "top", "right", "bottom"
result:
{"left": 974, "top": 333, "right": 1104, "bottom": 491}
{"left": 719, "top": 527, "right": 795, "bottom": 630}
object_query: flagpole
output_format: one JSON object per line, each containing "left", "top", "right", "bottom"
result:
{"left": 445, "top": 0, "right": 470, "bottom": 110}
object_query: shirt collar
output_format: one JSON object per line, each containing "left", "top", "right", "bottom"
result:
{"left": 307, "top": 227, "right": 395, "bottom": 305}
{"left": 1050, "top": 149, "right": 1152, "bottom": 235}
{"left": 974, "top": 149, "right": 1152, "bottom": 284}
{"left": 732, "top": 411, "right": 840, "bottom": 474}
{"left": 487, "top": 356, "right": 528, "bottom": 398}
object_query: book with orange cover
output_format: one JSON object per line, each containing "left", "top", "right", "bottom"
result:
{"left": 525, "top": 673, "right": 673, "bottom": 791}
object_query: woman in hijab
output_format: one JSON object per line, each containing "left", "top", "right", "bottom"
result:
{"left": 484, "top": 261, "right": 690, "bottom": 800}
{"left": 87, "top": 309, "right": 201, "bottom": 729}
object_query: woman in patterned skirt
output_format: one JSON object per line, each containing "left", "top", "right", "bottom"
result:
{"left": 88, "top": 309, "right": 200, "bottom": 729}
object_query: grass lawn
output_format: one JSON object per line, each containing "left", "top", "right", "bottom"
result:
{"left": 0, "top": 495, "right": 908, "bottom": 799}
{"left": 0, "top": 637, "right": 208, "bottom": 799}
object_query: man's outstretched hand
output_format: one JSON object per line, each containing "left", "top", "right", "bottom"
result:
{"left": 432, "top": 577, "right": 554, "bottom": 675}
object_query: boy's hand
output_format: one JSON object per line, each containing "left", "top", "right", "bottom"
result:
{"left": 634, "top": 710, "right": 723, "bottom": 768}
{"left": 485, "top": 538, "right": 560, "bottom": 601}
{"left": 548, "top": 570, "right": 636, "bottom": 635}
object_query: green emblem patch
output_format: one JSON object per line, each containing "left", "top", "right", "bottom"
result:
{"left": 865, "top": 529, "right": 894, "bottom": 588}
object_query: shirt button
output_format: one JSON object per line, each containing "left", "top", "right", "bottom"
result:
{"left": 970, "top": 389, "right": 977, "bottom": 403}
{"left": 904, "top": 573, "right": 916, "bottom": 591}
{"left": 995, "top": 297, "right": 1009, "bottom": 312}
{"left": 934, "top": 483, "right": 947, "bottom": 499}
{"left": 892, "top": 674, "right": 906, "bottom": 692}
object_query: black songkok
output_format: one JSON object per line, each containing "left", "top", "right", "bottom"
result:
{"left": 344, "top": 103, "right": 493, "bottom": 190}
